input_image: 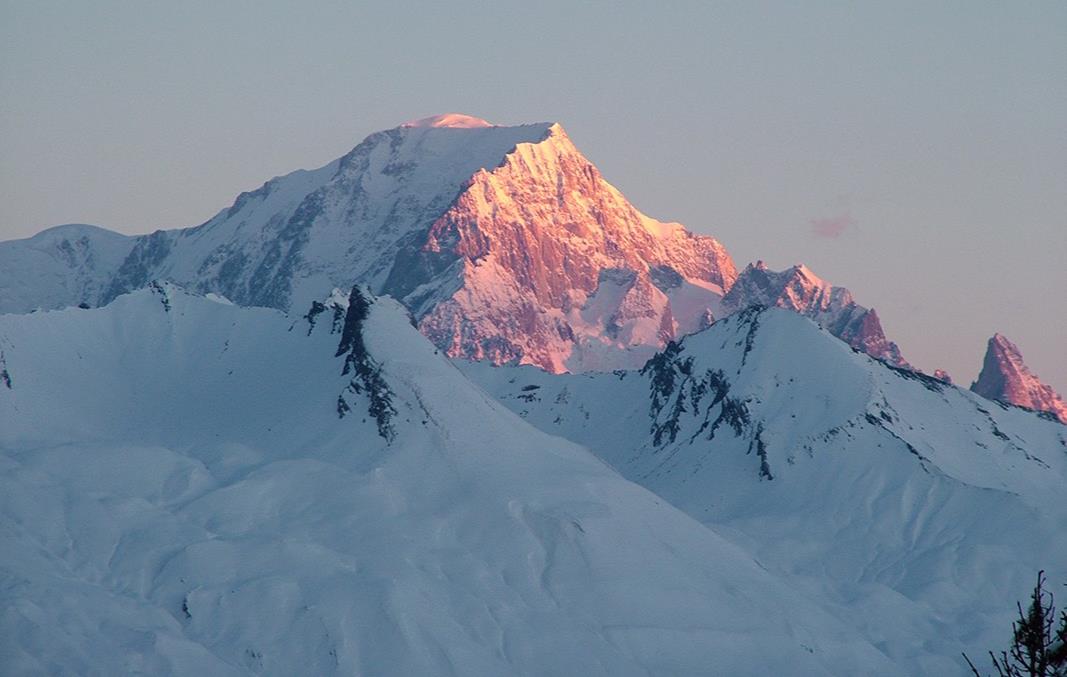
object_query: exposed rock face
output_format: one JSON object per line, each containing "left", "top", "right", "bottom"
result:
{"left": 970, "top": 334, "right": 1067, "bottom": 423}
{"left": 933, "top": 369, "right": 953, "bottom": 384}
{"left": 411, "top": 124, "right": 736, "bottom": 372}
{"left": 722, "top": 261, "right": 909, "bottom": 367}
{"left": 334, "top": 286, "right": 397, "bottom": 439}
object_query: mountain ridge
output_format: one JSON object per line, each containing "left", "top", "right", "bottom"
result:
{"left": 460, "top": 304, "right": 1067, "bottom": 674}
{"left": 0, "top": 283, "right": 902, "bottom": 676}
{"left": 4, "top": 113, "right": 1059, "bottom": 418}
{"left": 0, "top": 115, "right": 897, "bottom": 372}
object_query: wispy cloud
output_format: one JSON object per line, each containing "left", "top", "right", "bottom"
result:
{"left": 809, "top": 212, "right": 855, "bottom": 239}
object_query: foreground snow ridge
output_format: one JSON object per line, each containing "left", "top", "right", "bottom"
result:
{"left": 462, "top": 305, "right": 1067, "bottom": 675}
{"left": 1, "top": 285, "right": 899, "bottom": 676}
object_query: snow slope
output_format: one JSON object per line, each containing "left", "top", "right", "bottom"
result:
{"left": 0, "top": 285, "right": 899, "bottom": 676}
{"left": 461, "top": 307, "right": 1067, "bottom": 675}
{"left": 0, "top": 224, "right": 134, "bottom": 314}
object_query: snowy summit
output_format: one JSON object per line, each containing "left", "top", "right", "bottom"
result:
{"left": 400, "top": 113, "right": 495, "bottom": 128}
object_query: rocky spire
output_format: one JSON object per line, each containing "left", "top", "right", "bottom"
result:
{"left": 722, "top": 261, "right": 909, "bottom": 368}
{"left": 970, "top": 334, "right": 1067, "bottom": 423}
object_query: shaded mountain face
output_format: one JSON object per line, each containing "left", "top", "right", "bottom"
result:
{"left": 0, "top": 224, "right": 134, "bottom": 314}
{"left": 971, "top": 333, "right": 1067, "bottom": 423}
{"left": 461, "top": 307, "right": 1067, "bottom": 675}
{"left": 0, "top": 285, "right": 899, "bottom": 676}
{"left": 722, "top": 260, "right": 909, "bottom": 367}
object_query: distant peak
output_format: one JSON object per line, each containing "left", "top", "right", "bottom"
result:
{"left": 987, "top": 333, "right": 1024, "bottom": 360}
{"left": 933, "top": 369, "right": 953, "bottom": 384}
{"left": 990, "top": 333, "right": 1013, "bottom": 347}
{"left": 401, "top": 113, "right": 495, "bottom": 129}
{"left": 972, "top": 332, "right": 1067, "bottom": 423}
{"left": 791, "top": 263, "right": 823, "bottom": 283}
{"left": 20, "top": 223, "right": 127, "bottom": 243}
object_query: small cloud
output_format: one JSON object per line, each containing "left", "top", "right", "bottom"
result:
{"left": 809, "top": 212, "right": 855, "bottom": 239}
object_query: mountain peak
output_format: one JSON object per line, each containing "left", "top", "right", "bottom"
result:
{"left": 400, "top": 113, "right": 495, "bottom": 129}
{"left": 790, "top": 263, "right": 824, "bottom": 284}
{"left": 990, "top": 332, "right": 1013, "bottom": 349}
{"left": 723, "top": 261, "right": 909, "bottom": 368}
{"left": 971, "top": 333, "right": 1067, "bottom": 423}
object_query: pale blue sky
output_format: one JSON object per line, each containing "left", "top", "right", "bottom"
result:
{"left": 2, "top": 0, "right": 1065, "bottom": 390}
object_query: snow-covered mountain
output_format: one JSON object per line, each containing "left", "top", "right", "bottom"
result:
{"left": 0, "top": 224, "right": 135, "bottom": 314}
{"left": 461, "top": 307, "right": 1067, "bottom": 675}
{"left": 0, "top": 114, "right": 920, "bottom": 375}
{"left": 0, "top": 285, "right": 901, "bottom": 676}
{"left": 0, "top": 115, "right": 741, "bottom": 372}
{"left": 970, "top": 333, "right": 1067, "bottom": 423}
{"left": 722, "top": 260, "right": 908, "bottom": 367}
{"left": 3, "top": 113, "right": 1063, "bottom": 676}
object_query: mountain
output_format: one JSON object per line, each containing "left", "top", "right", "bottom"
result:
{"left": 0, "top": 114, "right": 915, "bottom": 374}
{"left": 0, "top": 114, "right": 920, "bottom": 375}
{"left": 0, "top": 224, "right": 134, "bottom": 313}
{"left": 970, "top": 333, "right": 1067, "bottom": 423}
{"left": 0, "top": 115, "right": 740, "bottom": 373}
{"left": 461, "top": 307, "right": 1067, "bottom": 675}
{"left": 0, "top": 285, "right": 899, "bottom": 676}
{"left": 722, "top": 260, "right": 908, "bottom": 367}
{"left": 4, "top": 113, "right": 1062, "bottom": 675}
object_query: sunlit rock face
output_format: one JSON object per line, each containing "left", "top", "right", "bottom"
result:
{"left": 409, "top": 123, "right": 736, "bottom": 372}
{"left": 722, "top": 260, "right": 909, "bottom": 368}
{"left": 970, "top": 333, "right": 1067, "bottom": 423}
{"left": 933, "top": 369, "right": 953, "bottom": 384}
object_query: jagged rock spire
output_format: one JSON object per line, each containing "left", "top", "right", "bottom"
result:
{"left": 971, "top": 333, "right": 1067, "bottom": 423}
{"left": 722, "top": 261, "right": 909, "bottom": 368}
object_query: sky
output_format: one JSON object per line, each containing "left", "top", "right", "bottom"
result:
{"left": 1, "top": 0, "right": 1065, "bottom": 391}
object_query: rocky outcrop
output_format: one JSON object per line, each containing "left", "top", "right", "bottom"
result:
{"left": 970, "top": 334, "right": 1067, "bottom": 423}
{"left": 722, "top": 261, "right": 908, "bottom": 368}
{"left": 411, "top": 124, "right": 736, "bottom": 372}
{"left": 334, "top": 287, "right": 397, "bottom": 439}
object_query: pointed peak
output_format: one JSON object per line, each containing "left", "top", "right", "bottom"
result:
{"left": 790, "top": 263, "right": 824, "bottom": 285}
{"left": 989, "top": 332, "right": 1015, "bottom": 347}
{"left": 544, "top": 121, "right": 569, "bottom": 137}
{"left": 400, "top": 113, "right": 495, "bottom": 129}
{"left": 972, "top": 332, "right": 1067, "bottom": 424}
{"left": 985, "top": 333, "right": 1025, "bottom": 361}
